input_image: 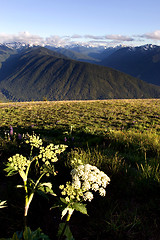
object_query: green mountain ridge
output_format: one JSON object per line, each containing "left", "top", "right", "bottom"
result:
{"left": 0, "top": 46, "right": 160, "bottom": 102}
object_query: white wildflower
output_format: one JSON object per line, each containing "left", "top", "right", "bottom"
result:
{"left": 82, "top": 181, "right": 90, "bottom": 191}
{"left": 99, "top": 187, "right": 106, "bottom": 196}
{"left": 73, "top": 178, "right": 81, "bottom": 189}
{"left": 91, "top": 183, "right": 99, "bottom": 191}
{"left": 87, "top": 173, "right": 97, "bottom": 183}
{"left": 83, "top": 191, "right": 94, "bottom": 201}
{"left": 60, "top": 163, "right": 110, "bottom": 204}
{"left": 84, "top": 164, "right": 91, "bottom": 172}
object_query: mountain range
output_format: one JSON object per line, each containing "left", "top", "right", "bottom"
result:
{"left": 44, "top": 44, "right": 160, "bottom": 86}
{"left": 100, "top": 44, "right": 160, "bottom": 86}
{"left": 0, "top": 43, "right": 160, "bottom": 102}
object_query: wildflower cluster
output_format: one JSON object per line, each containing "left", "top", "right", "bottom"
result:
{"left": 60, "top": 163, "right": 110, "bottom": 203}
{"left": 70, "top": 157, "right": 83, "bottom": 168}
{"left": 8, "top": 154, "right": 30, "bottom": 172}
{"left": 38, "top": 144, "right": 67, "bottom": 176}
{"left": 60, "top": 183, "right": 83, "bottom": 203}
{"left": 5, "top": 133, "right": 68, "bottom": 222}
{"left": 25, "top": 133, "right": 43, "bottom": 148}
{"left": 38, "top": 144, "right": 67, "bottom": 163}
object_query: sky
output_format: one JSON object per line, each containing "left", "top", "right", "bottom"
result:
{"left": 1, "top": 0, "right": 160, "bottom": 47}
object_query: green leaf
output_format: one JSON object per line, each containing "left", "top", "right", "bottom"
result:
{"left": 60, "top": 197, "right": 68, "bottom": 205}
{"left": 23, "top": 227, "right": 50, "bottom": 240}
{"left": 57, "top": 223, "right": 75, "bottom": 240}
{"left": 4, "top": 230, "right": 23, "bottom": 240}
{"left": 37, "top": 182, "right": 56, "bottom": 197}
{"left": 11, "top": 232, "right": 20, "bottom": 240}
{"left": 23, "top": 226, "right": 32, "bottom": 239}
{"left": 5, "top": 227, "right": 51, "bottom": 240}
{"left": 4, "top": 165, "right": 18, "bottom": 176}
{"left": 72, "top": 202, "right": 88, "bottom": 215}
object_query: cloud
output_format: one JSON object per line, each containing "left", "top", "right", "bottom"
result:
{"left": 0, "top": 31, "right": 138, "bottom": 47}
{"left": 105, "top": 34, "right": 134, "bottom": 41}
{"left": 84, "top": 35, "right": 104, "bottom": 40}
{"left": 141, "top": 30, "right": 160, "bottom": 40}
{"left": 0, "top": 32, "right": 44, "bottom": 45}
{"left": 45, "top": 35, "right": 66, "bottom": 46}
{"left": 84, "top": 34, "right": 134, "bottom": 41}
{"left": 71, "top": 34, "right": 82, "bottom": 38}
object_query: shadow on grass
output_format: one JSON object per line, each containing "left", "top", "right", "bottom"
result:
{"left": 0, "top": 126, "right": 160, "bottom": 239}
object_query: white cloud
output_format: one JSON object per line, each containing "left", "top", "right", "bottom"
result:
{"left": 141, "top": 30, "right": 160, "bottom": 40}
{"left": 0, "top": 32, "right": 44, "bottom": 45}
{"left": 45, "top": 35, "right": 66, "bottom": 46}
{"left": 84, "top": 34, "right": 134, "bottom": 41}
{"left": 84, "top": 35, "right": 104, "bottom": 40}
{"left": 71, "top": 34, "right": 82, "bottom": 38}
{"left": 1, "top": 31, "right": 157, "bottom": 47}
{"left": 105, "top": 34, "right": 134, "bottom": 41}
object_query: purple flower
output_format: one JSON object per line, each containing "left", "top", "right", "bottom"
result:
{"left": 9, "top": 126, "right": 13, "bottom": 136}
{"left": 18, "top": 133, "right": 22, "bottom": 140}
{"left": 64, "top": 137, "right": 67, "bottom": 142}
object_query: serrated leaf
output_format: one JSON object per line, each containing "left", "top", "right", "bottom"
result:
{"left": 37, "top": 182, "right": 56, "bottom": 196}
{"left": 72, "top": 202, "right": 88, "bottom": 215}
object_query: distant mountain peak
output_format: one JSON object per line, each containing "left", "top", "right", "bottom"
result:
{"left": 3, "top": 41, "right": 40, "bottom": 50}
{"left": 101, "top": 44, "right": 160, "bottom": 86}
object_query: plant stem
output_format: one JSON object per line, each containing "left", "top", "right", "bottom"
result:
{"left": 24, "top": 180, "right": 29, "bottom": 226}
{"left": 58, "top": 211, "right": 72, "bottom": 240}
{"left": 24, "top": 172, "right": 45, "bottom": 225}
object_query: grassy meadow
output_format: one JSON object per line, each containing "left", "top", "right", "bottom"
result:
{"left": 0, "top": 99, "right": 160, "bottom": 239}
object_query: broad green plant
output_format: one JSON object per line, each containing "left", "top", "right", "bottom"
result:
{"left": 4, "top": 226, "right": 50, "bottom": 240}
{"left": 4, "top": 133, "right": 67, "bottom": 226}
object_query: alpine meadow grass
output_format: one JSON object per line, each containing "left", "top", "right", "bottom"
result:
{"left": 0, "top": 99, "right": 160, "bottom": 239}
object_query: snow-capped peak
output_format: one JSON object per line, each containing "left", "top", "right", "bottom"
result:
{"left": 3, "top": 42, "right": 40, "bottom": 50}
